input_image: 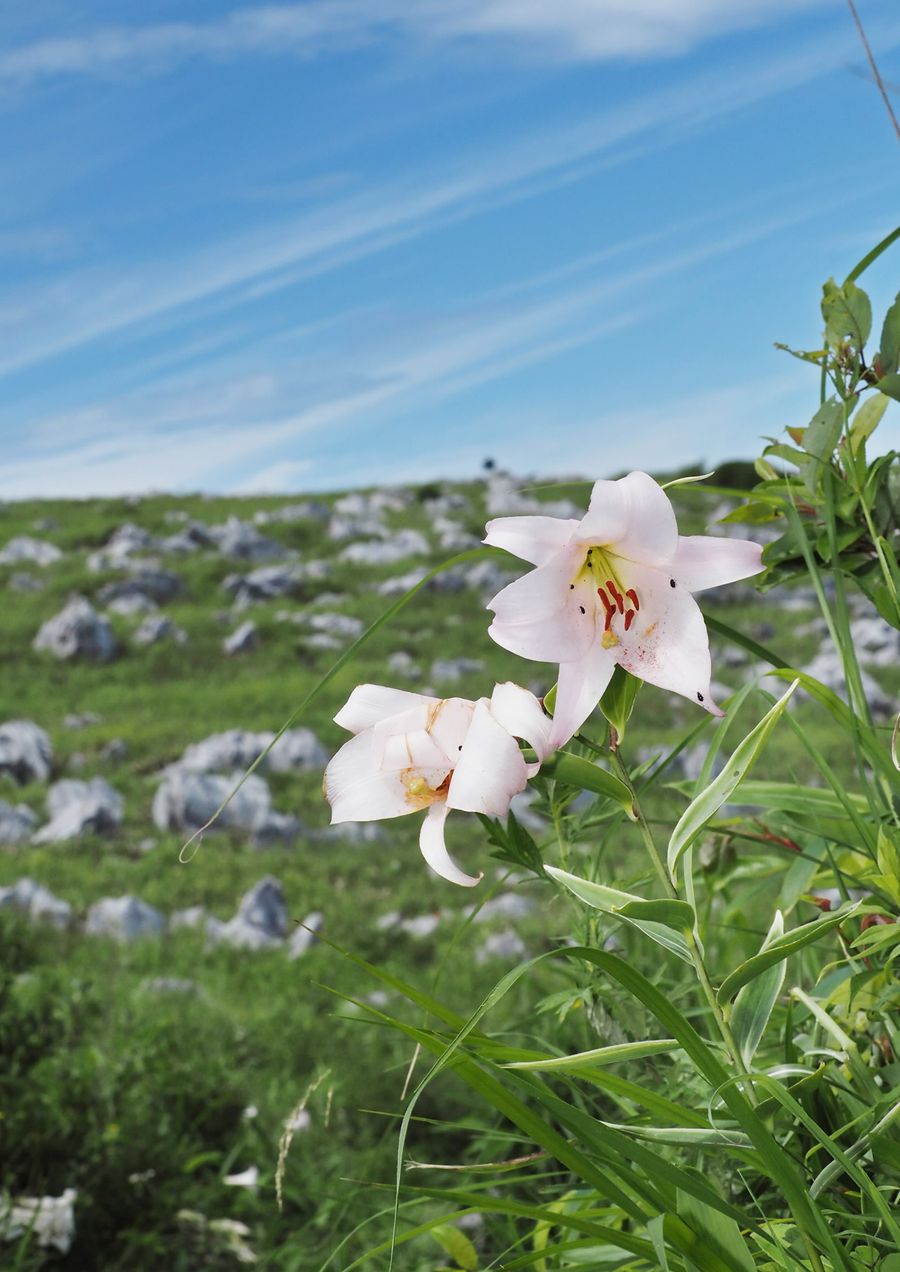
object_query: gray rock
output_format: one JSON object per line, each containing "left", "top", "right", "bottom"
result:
{"left": 254, "top": 501, "right": 330, "bottom": 525}
{"left": 341, "top": 529, "right": 430, "bottom": 566}
{"left": 508, "top": 788, "right": 546, "bottom": 832}
{"left": 430, "top": 656, "right": 484, "bottom": 683}
{"left": 87, "top": 523, "right": 158, "bottom": 571}
{"left": 173, "top": 727, "right": 326, "bottom": 776}
{"left": 468, "top": 893, "right": 536, "bottom": 923}
{"left": 399, "top": 913, "right": 442, "bottom": 938}
{"left": 170, "top": 905, "right": 208, "bottom": 931}
{"left": 223, "top": 621, "right": 258, "bottom": 655}
{"left": 33, "top": 777, "right": 124, "bottom": 843}
{"left": 63, "top": 712, "right": 102, "bottom": 729}
{"left": 375, "top": 568, "right": 429, "bottom": 598}
{"left": 320, "top": 820, "right": 385, "bottom": 845}
{"left": 0, "top": 877, "right": 72, "bottom": 928}
{"left": 99, "top": 568, "right": 182, "bottom": 606}
{"left": 222, "top": 563, "right": 310, "bottom": 604}
{"left": 0, "top": 800, "right": 38, "bottom": 844}
{"left": 33, "top": 597, "right": 119, "bottom": 662}
{"left": 303, "top": 632, "right": 341, "bottom": 651}
{"left": 209, "top": 517, "right": 285, "bottom": 561}
{"left": 334, "top": 489, "right": 409, "bottom": 517}
{"left": 210, "top": 875, "right": 288, "bottom": 950}
{"left": 388, "top": 650, "right": 422, "bottom": 679}
{"left": 485, "top": 474, "right": 579, "bottom": 519}
{"left": 0, "top": 536, "right": 63, "bottom": 567}
{"left": 160, "top": 521, "right": 217, "bottom": 554}
{"left": 804, "top": 649, "right": 893, "bottom": 715}
{"left": 132, "top": 615, "right": 188, "bottom": 647}
{"left": 85, "top": 896, "right": 165, "bottom": 941}
{"left": 106, "top": 593, "right": 158, "bottom": 617}
{"left": 458, "top": 559, "right": 516, "bottom": 597}
{"left": 288, "top": 910, "right": 324, "bottom": 959}
{"left": 152, "top": 769, "right": 297, "bottom": 841}
{"left": 475, "top": 930, "right": 527, "bottom": 963}
{"left": 850, "top": 616, "right": 899, "bottom": 668}
{"left": 0, "top": 720, "right": 53, "bottom": 784}
{"left": 100, "top": 738, "right": 128, "bottom": 764}
{"left": 306, "top": 612, "right": 363, "bottom": 640}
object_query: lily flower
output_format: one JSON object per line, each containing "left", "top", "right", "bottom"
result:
{"left": 484, "top": 471, "right": 763, "bottom": 747}
{"left": 324, "top": 682, "right": 553, "bottom": 886}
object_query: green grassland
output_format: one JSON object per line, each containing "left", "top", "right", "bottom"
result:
{"left": 0, "top": 475, "right": 892, "bottom": 1270}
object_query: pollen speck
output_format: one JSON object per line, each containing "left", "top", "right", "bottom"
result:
{"left": 601, "top": 630, "right": 619, "bottom": 649}
{"left": 643, "top": 623, "right": 657, "bottom": 637}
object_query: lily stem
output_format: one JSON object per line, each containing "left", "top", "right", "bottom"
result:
{"left": 608, "top": 747, "right": 752, "bottom": 1082}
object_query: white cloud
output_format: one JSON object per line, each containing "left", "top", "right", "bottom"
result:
{"left": 0, "top": 0, "right": 834, "bottom": 89}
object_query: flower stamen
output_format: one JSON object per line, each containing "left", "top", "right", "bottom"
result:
{"left": 626, "top": 588, "right": 640, "bottom": 611}
{"left": 597, "top": 586, "right": 616, "bottom": 630}
{"left": 606, "top": 579, "right": 624, "bottom": 613}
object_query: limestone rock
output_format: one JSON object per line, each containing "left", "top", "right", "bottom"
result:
{"left": 33, "top": 597, "right": 118, "bottom": 662}
{"left": 85, "top": 896, "right": 165, "bottom": 941}
{"left": 0, "top": 720, "right": 53, "bottom": 784}
{"left": 33, "top": 777, "right": 124, "bottom": 843}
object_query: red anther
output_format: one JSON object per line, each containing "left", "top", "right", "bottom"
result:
{"left": 597, "top": 587, "right": 615, "bottom": 630}
{"left": 626, "top": 588, "right": 640, "bottom": 611}
{"left": 624, "top": 609, "right": 635, "bottom": 631}
{"left": 606, "top": 580, "right": 624, "bottom": 613}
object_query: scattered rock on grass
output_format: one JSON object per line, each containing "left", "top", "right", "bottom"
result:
{"left": 0, "top": 877, "right": 72, "bottom": 928}
{"left": 0, "top": 536, "right": 63, "bottom": 567}
{"left": 33, "top": 597, "right": 119, "bottom": 662}
{"left": 223, "top": 621, "right": 258, "bottom": 655}
{"left": 0, "top": 799, "right": 38, "bottom": 844}
{"left": 0, "top": 720, "right": 53, "bottom": 784}
{"left": 208, "top": 875, "right": 287, "bottom": 950}
{"left": 288, "top": 910, "right": 324, "bottom": 959}
{"left": 85, "top": 896, "right": 165, "bottom": 942}
{"left": 0, "top": 1188, "right": 78, "bottom": 1254}
{"left": 133, "top": 614, "right": 189, "bottom": 646}
{"left": 33, "top": 777, "right": 124, "bottom": 843}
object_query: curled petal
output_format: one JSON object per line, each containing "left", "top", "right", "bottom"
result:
{"left": 335, "top": 685, "right": 437, "bottom": 734}
{"left": 670, "top": 536, "right": 763, "bottom": 592}
{"left": 489, "top": 682, "right": 553, "bottom": 764}
{"left": 605, "top": 471, "right": 679, "bottom": 566}
{"left": 484, "top": 515, "right": 580, "bottom": 566}
{"left": 419, "top": 802, "right": 482, "bottom": 887}
{"left": 549, "top": 643, "right": 617, "bottom": 749}
{"left": 324, "top": 731, "right": 415, "bottom": 823}
{"left": 447, "top": 700, "right": 529, "bottom": 815}
{"left": 613, "top": 562, "right": 723, "bottom": 715}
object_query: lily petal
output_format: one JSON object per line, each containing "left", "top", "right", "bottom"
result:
{"left": 612, "top": 562, "right": 723, "bottom": 715}
{"left": 669, "top": 535, "right": 763, "bottom": 592}
{"left": 447, "top": 700, "right": 529, "bottom": 814}
{"left": 419, "top": 802, "right": 482, "bottom": 887}
{"left": 487, "top": 549, "right": 593, "bottom": 662}
{"left": 606, "top": 471, "right": 679, "bottom": 566}
{"left": 550, "top": 643, "right": 617, "bottom": 748}
{"left": 335, "top": 685, "right": 437, "bottom": 734}
{"left": 484, "top": 515, "right": 580, "bottom": 565}
{"left": 489, "top": 682, "right": 553, "bottom": 763}
{"left": 423, "top": 697, "right": 477, "bottom": 762}
{"left": 325, "top": 731, "right": 417, "bottom": 823}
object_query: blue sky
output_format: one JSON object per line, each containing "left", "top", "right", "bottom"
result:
{"left": 1, "top": 0, "right": 899, "bottom": 498}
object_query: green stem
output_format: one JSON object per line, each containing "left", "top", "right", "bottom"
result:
{"left": 609, "top": 748, "right": 752, "bottom": 1083}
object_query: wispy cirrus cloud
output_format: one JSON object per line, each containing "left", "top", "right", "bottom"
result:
{"left": 0, "top": 0, "right": 833, "bottom": 90}
{"left": 1, "top": 18, "right": 893, "bottom": 387}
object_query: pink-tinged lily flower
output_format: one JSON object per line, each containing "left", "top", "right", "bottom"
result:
{"left": 484, "top": 471, "right": 763, "bottom": 748}
{"left": 324, "top": 682, "right": 553, "bottom": 887}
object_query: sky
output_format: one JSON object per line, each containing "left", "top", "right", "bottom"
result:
{"left": 1, "top": 0, "right": 899, "bottom": 498}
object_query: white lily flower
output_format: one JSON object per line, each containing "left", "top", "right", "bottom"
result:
{"left": 324, "top": 682, "right": 553, "bottom": 887}
{"left": 484, "top": 471, "right": 763, "bottom": 747}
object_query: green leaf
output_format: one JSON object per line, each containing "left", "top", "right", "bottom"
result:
{"left": 879, "top": 289, "right": 900, "bottom": 375}
{"left": 504, "top": 1038, "right": 681, "bottom": 1072}
{"left": 666, "top": 681, "right": 799, "bottom": 874}
{"left": 616, "top": 898, "right": 696, "bottom": 928}
{"left": 801, "top": 399, "right": 844, "bottom": 489}
{"left": 598, "top": 666, "right": 641, "bottom": 745}
{"left": 849, "top": 392, "right": 889, "bottom": 454}
{"left": 677, "top": 1189, "right": 756, "bottom": 1272}
{"left": 876, "top": 371, "right": 900, "bottom": 402}
{"left": 545, "top": 867, "right": 693, "bottom": 963}
{"left": 822, "top": 276, "right": 871, "bottom": 348}
{"left": 717, "top": 905, "right": 860, "bottom": 1004}
{"left": 430, "top": 1222, "right": 479, "bottom": 1271}
{"left": 730, "top": 912, "right": 787, "bottom": 1067}
{"left": 543, "top": 751, "right": 635, "bottom": 818}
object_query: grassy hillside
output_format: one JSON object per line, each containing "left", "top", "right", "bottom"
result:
{"left": 0, "top": 474, "right": 891, "bottom": 1270}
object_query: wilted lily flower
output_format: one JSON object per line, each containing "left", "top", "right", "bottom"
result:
{"left": 484, "top": 471, "right": 763, "bottom": 747}
{"left": 324, "top": 683, "right": 553, "bottom": 886}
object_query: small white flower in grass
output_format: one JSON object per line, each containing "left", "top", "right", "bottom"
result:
{"left": 484, "top": 471, "right": 763, "bottom": 747}
{"left": 324, "top": 683, "right": 553, "bottom": 887}
{"left": 223, "top": 1166, "right": 259, "bottom": 1190}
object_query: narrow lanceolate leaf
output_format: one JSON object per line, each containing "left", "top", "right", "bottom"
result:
{"left": 543, "top": 752, "right": 635, "bottom": 818}
{"left": 849, "top": 392, "right": 889, "bottom": 453}
{"left": 879, "top": 288, "right": 900, "bottom": 375}
{"left": 600, "top": 1123, "right": 752, "bottom": 1149}
{"left": 504, "top": 1039, "right": 680, "bottom": 1072}
{"left": 429, "top": 1222, "right": 479, "bottom": 1272}
{"left": 667, "top": 681, "right": 799, "bottom": 874}
{"left": 546, "top": 867, "right": 694, "bottom": 963}
{"left": 730, "top": 912, "right": 786, "bottom": 1067}
{"left": 717, "top": 905, "right": 860, "bottom": 1004}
